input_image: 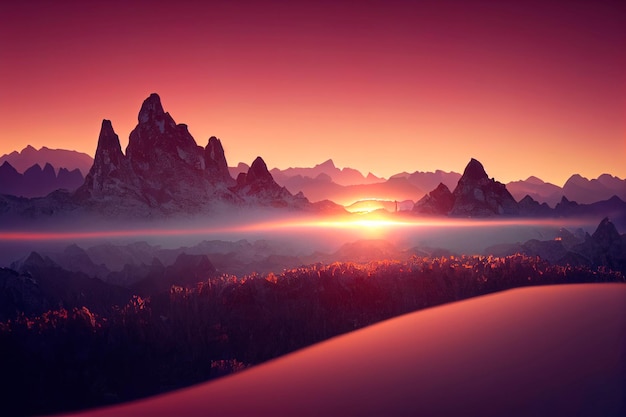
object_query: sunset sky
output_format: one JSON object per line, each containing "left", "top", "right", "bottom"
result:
{"left": 1, "top": 0, "right": 624, "bottom": 185}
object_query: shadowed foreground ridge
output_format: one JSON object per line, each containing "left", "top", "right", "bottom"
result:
{"left": 63, "top": 284, "right": 626, "bottom": 417}
{"left": 1, "top": 253, "right": 623, "bottom": 417}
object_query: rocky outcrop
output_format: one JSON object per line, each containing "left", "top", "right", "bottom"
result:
{"left": 232, "top": 157, "right": 309, "bottom": 208}
{"left": 74, "top": 94, "right": 308, "bottom": 215}
{"left": 413, "top": 183, "right": 454, "bottom": 215}
{"left": 571, "top": 217, "right": 625, "bottom": 270}
{"left": 449, "top": 158, "right": 519, "bottom": 217}
{"left": 78, "top": 120, "right": 141, "bottom": 202}
{"left": 518, "top": 195, "right": 552, "bottom": 217}
{"left": 205, "top": 136, "right": 233, "bottom": 185}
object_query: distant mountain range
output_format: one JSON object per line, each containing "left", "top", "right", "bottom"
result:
{"left": 0, "top": 161, "right": 84, "bottom": 198}
{"left": 1, "top": 93, "right": 624, "bottom": 220}
{"left": 3, "top": 147, "right": 622, "bottom": 208}
{"left": 1, "top": 94, "right": 341, "bottom": 219}
{"left": 0, "top": 145, "right": 93, "bottom": 176}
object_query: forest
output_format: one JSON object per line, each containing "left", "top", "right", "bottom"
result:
{"left": 1, "top": 254, "right": 624, "bottom": 416}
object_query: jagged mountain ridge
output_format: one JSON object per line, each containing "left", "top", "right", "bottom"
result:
{"left": 3, "top": 143, "right": 623, "bottom": 206}
{"left": 0, "top": 145, "right": 94, "bottom": 176}
{"left": 414, "top": 158, "right": 518, "bottom": 217}
{"left": 413, "top": 158, "right": 626, "bottom": 224}
{"left": 0, "top": 161, "right": 84, "bottom": 198}
{"left": 75, "top": 94, "right": 312, "bottom": 214}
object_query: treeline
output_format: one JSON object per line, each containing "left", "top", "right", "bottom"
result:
{"left": 1, "top": 255, "right": 623, "bottom": 416}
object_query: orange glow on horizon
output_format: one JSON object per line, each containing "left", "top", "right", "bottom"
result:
{"left": 0, "top": 216, "right": 591, "bottom": 242}
{"left": 1, "top": 2, "right": 624, "bottom": 186}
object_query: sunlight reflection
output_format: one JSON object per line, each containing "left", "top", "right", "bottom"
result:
{"left": 0, "top": 215, "right": 590, "bottom": 241}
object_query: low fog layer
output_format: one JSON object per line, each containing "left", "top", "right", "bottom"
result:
{"left": 0, "top": 209, "right": 607, "bottom": 269}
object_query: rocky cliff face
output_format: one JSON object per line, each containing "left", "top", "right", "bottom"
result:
{"left": 412, "top": 159, "right": 519, "bottom": 217}
{"left": 413, "top": 183, "right": 454, "bottom": 215}
{"left": 205, "top": 136, "right": 234, "bottom": 185}
{"left": 449, "top": 158, "right": 519, "bottom": 217}
{"left": 232, "top": 157, "right": 309, "bottom": 208}
{"left": 76, "top": 93, "right": 307, "bottom": 215}
{"left": 79, "top": 120, "right": 141, "bottom": 203}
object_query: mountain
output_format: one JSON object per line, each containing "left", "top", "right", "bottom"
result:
{"left": 443, "top": 158, "right": 519, "bottom": 216}
{"left": 517, "top": 195, "right": 553, "bottom": 217}
{"left": 506, "top": 176, "right": 562, "bottom": 207}
{"left": 390, "top": 170, "right": 461, "bottom": 194}
{"left": 232, "top": 157, "right": 309, "bottom": 208}
{"left": 266, "top": 165, "right": 458, "bottom": 207}
{"left": 412, "top": 183, "right": 454, "bottom": 215}
{"left": 0, "top": 145, "right": 93, "bottom": 176}
{"left": 450, "top": 158, "right": 519, "bottom": 216}
{"left": 485, "top": 217, "right": 626, "bottom": 272}
{"left": 506, "top": 174, "right": 626, "bottom": 207}
{"left": 74, "top": 93, "right": 310, "bottom": 215}
{"left": 0, "top": 161, "right": 84, "bottom": 198}
{"left": 270, "top": 159, "right": 383, "bottom": 187}
{"left": 2, "top": 252, "right": 131, "bottom": 321}
{"left": 272, "top": 174, "right": 424, "bottom": 206}
{"left": 562, "top": 174, "right": 626, "bottom": 204}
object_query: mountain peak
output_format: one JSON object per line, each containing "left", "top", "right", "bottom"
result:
{"left": 96, "top": 120, "right": 124, "bottom": 157}
{"left": 138, "top": 93, "right": 165, "bottom": 124}
{"left": 524, "top": 176, "right": 544, "bottom": 185}
{"left": 247, "top": 157, "right": 273, "bottom": 183}
{"left": 317, "top": 159, "right": 336, "bottom": 169}
{"left": 450, "top": 159, "right": 519, "bottom": 216}
{"left": 204, "top": 136, "right": 232, "bottom": 183}
{"left": 461, "top": 158, "right": 488, "bottom": 181}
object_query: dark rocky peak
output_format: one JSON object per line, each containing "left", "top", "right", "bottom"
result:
{"left": 554, "top": 196, "right": 579, "bottom": 215}
{"left": 138, "top": 93, "right": 167, "bottom": 124}
{"left": 571, "top": 217, "right": 625, "bottom": 271}
{"left": 231, "top": 156, "right": 308, "bottom": 208}
{"left": 77, "top": 119, "right": 139, "bottom": 200}
{"left": 57, "top": 167, "right": 84, "bottom": 183}
{"left": 88, "top": 120, "right": 126, "bottom": 173}
{"left": 431, "top": 182, "right": 452, "bottom": 197}
{"left": 460, "top": 158, "right": 488, "bottom": 182}
{"left": 42, "top": 162, "right": 56, "bottom": 178}
{"left": 591, "top": 218, "right": 621, "bottom": 251}
{"left": 247, "top": 157, "right": 274, "bottom": 184}
{"left": 518, "top": 195, "right": 552, "bottom": 217}
{"left": 235, "top": 171, "right": 248, "bottom": 187}
{"left": 96, "top": 120, "right": 124, "bottom": 160}
{"left": 413, "top": 182, "right": 454, "bottom": 215}
{"left": 450, "top": 159, "right": 519, "bottom": 216}
{"left": 127, "top": 93, "right": 204, "bottom": 175}
{"left": 24, "top": 163, "right": 43, "bottom": 176}
{"left": 0, "top": 161, "right": 21, "bottom": 195}
{"left": 20, "top": 251, "right": 58, "bottom": 272}
{"left": 519, "top": 195, "right": 537, "bottom": 205}
{"left": 205, "top": 136, "right": 232, "bottom": 183}
{"left": 0, "top": 161, "right": 18, "bottom": 175}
